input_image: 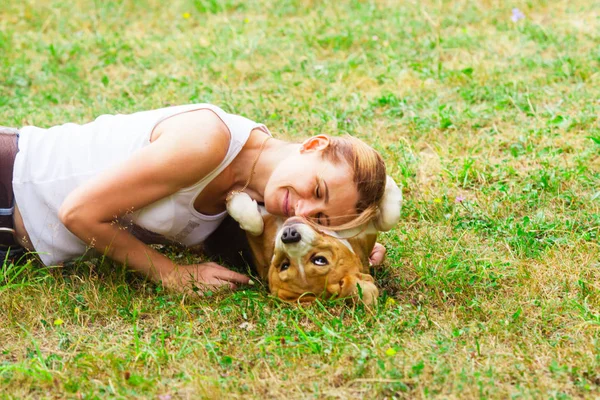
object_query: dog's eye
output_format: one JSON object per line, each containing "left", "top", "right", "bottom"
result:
{"left": 311, "top": 255, "right": 328, "bottom": 266}
{"left": 280, "top": 261, "right": 290, "bottom": 271}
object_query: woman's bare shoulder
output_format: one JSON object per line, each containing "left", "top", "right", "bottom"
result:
{"left": 146, "top": 109, "right": 232, "bottom": 187}
{"left": 152, "top": 108, "right": 231, "bottom": 146}
{"left": 58, "top": 109, "right": 234, "bottom": 228}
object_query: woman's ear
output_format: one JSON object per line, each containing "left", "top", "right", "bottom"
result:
{"left": 300, "top": 135, "right": 330, "bottom": 153}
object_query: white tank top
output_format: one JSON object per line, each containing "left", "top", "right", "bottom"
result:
{"left": 13, "top": 104, "right": 270, "bottom": 266}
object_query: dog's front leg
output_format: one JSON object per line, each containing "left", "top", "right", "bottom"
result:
{"left": 226, "top": 192, "right": 264, "bottom": 236}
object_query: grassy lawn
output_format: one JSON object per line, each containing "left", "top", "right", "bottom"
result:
{"left": 1, "top": 0, "right": 599, "bottom": 398}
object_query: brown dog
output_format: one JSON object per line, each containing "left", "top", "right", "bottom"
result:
{"left": 221, "top": 176, "right": 402, "bottom": 305}
{"left": 245, "top": 214, "right": 379, "bottom": 305}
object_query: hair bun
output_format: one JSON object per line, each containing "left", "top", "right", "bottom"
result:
{"left": 374, "top": 176, "right": 403, "bottom": 231}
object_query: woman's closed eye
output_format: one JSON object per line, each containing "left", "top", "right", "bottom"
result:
{"left": 316, "top": 212, "right": 330, "bottom": 226}
{"left": 313, "top": 178, "right": 330, "bottom": 225}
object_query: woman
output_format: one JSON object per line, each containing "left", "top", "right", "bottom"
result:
{"left": 1, "top": 104, "right": 388, "bottom": 293}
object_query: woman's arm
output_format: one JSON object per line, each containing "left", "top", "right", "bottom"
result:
{"left": 58, "top": 110, "right": 249, "bottom": 291}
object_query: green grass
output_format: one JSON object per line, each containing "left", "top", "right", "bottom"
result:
{"left": 1, "top": 0, "right": 600, "bottom": 398}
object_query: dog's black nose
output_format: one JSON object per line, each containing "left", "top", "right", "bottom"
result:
{"left": 281, "top": 226, "right": 302, "bottom": 244}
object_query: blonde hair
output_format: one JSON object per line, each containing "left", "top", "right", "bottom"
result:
{"left": 315, "top": 135, "right": 386, "bottom": 231}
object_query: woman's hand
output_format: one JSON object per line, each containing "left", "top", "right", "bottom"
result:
{"left": 162, "top": 262, "right": 251, "bottom": 294}
{"left": 369, "top": 242, "right": 386, "bottom": 266}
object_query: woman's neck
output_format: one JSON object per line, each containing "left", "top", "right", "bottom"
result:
{"left": 230, "top": 130, "right": 298, "bottom": 203}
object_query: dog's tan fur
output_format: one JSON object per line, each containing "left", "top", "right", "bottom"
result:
{"left": 221, "top": 176, "right": 402, "bottom": 305}
{"left": 245, "top": 215, "right": 379, "bottom": 305}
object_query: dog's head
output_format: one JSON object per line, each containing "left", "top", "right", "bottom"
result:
{"left": 266, "top": 216, "right": 378, "bottom": 305}
{"left": 225, "top": 175, "right": 402, "bottom": 306}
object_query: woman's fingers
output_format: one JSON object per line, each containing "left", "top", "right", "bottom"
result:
{"left": 213, "top": 267, "right": 251, "bottom": 285}
{"left": 204, "top": 278, "right": 237, "bottom": 290}
{"left": 369, "top": 242, "right": 386, "bottom": 266}
{"left": 163, "top": 263, "right": 251, "bottom": 296}
{"left": 187, "top": 279, "right": 237, "bottom": 294}
{"left": 194, "top": 262, "right": 249, "bottom": 285}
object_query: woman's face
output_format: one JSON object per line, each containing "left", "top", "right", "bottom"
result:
{"left": 263, "top": 137, "right": 360, "bottom": 226}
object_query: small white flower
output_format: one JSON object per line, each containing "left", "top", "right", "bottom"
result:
{"left": 239, "top": 321, "right": 254, "bottom": 331}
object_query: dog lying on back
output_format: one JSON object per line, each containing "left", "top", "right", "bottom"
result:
{"left": 223, "top": 176, "right": 402, "bottom": 306}
{"left": 243, "top": 214, "right": 379, "bottom": 304}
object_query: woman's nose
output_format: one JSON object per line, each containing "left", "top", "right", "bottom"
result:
{"left": 295, "top": 200, "right": 316, "bottom": 218}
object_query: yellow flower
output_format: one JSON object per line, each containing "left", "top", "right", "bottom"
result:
{"left": 244, "top": 18, "right": 249, "bottom": 23}
{"left": 183, "top": 12, "right": 191, "bottom": 19}
{"left": 433, "top": 198, "right": 442, "bottom": 203}
{"left": 54, "top": 318, "right": 64, "bottom": 326}
{"left": 385, "top": 348, "right": 397, "bottom": 356}
{"left": 385, "top": 297, "right": 396, "bottom": 308}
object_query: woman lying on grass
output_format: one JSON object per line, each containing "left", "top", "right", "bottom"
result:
{"left": 1, "top": 104, "right": 388, "bottom": 293}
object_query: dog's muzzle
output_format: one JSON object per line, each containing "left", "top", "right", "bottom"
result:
{"left": 280, "top": 225, "right": 301, "bottom": 244}
{"left": 275, "top": 218, "right": 317, "bottom": 258}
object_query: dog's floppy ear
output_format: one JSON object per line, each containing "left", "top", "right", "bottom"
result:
{"left": 327, "top": 273, "right": 379, "bottom": 306}
{"left": 225, "top": 191, "right": 264, "bottom": 236}
{"left": 374, "top": 176, "right": 403, "bottom": 232}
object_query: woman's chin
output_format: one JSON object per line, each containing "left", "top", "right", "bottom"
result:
{"left": 263, "top": 201, "right": 278, "bottom": 216}
{"left": 263, "top": 188, "right": 287, "bottom": 217}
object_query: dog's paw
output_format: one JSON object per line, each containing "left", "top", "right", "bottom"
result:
{"left": 328, "top": 273, "right": 379, "bottom": 307}
{"left": 374, "top": 176, "right": 403, "bottom": 232}
{"left": 226, "top": 191, "right": 264, "bottom": 236}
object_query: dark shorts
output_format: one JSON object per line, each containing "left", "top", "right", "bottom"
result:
{"left": 0, "top": 127, "right": 24, "bottom": 261}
